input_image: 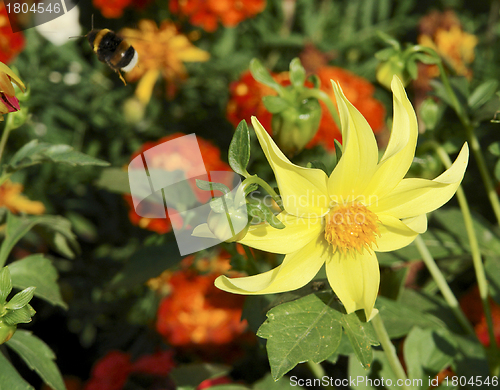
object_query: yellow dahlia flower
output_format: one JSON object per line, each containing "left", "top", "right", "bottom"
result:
{"left": 215, "top": 76, "right": 469, "bottom": 321}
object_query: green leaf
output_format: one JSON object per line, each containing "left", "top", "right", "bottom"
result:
{"left": 2, "top": 305, "right": 35, "bottom": 325}
{"left": 0, "top": 267, "right": 13, "bottom": 302}
{"left": 495, "top": 160, "right": 500, "bottom": 182}
{"left": 253, "top": 373, "right": 305, "bottom": 389}
{"left": 9, "top": 255, "right": 67, "bottom": 309}
{"left": 110, "top": 241, "right": 183, "bottom": 290}
{"left": 249, "top": 59, "right": 284, "bottom": 94}
{"left": 5, "top": 287, "right": 35, "bottom": 310}
{"left": 8, "top": 140, "right": 109, "bottom": 173}
{"left": 289, "top": 58, "right": 306, "bottom": 87}
{"left": 95, "top": 167, "right": 130, "bottom": 194}
{"left": 246, "top": 198, "right": 285, "bottom": 229}
{"left": 170, "top": 363, "right": 231, "bottom": 388}
{"left": 257, "top": 293, "right": 343, "bottom": 381}
{"left": 451, "top": 334, "right": 490, "bottom": 378}
{"left": 404, "top": 327, "right": 456, "bottom": 389}
{"left": 0, "top": 212, "right": 79, "bottom": 266}
{"left": 6, "top": 330, "right": 65, "bottom": 390}
{"left": 228, "top": 120, "right": 251, "bottom": 176}
{"left": 489, "top": 142, "right": 500, "bottom": 157}
{"left": 0, "top": 351, "right": 34, "bottom": 390}
{"left": 379, "top": 267, "right": 408, "bottom": 301}
{"left": 262, "top": 96, "right": 289, "bottom": 114}
{"left": 485, "top": 257, "right": 500, "bottom": 305}
{"left": 348, "top": 350, "right": 398, "bottom": 389}
{"left": 306, "top": 160, "right": 329, "bottom": 175}
{"left": 196, "top": 179, "right": 230, "bottom": 195}
{"left": 341, "top": 312, "right": 379, "bottom": 370}
{"left": 468, "top": 80, "right": 498, "bottom": 110}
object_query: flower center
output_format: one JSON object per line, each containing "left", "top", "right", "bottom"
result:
{"left": 324, "top": 203, "right": 380, "bottom": 254}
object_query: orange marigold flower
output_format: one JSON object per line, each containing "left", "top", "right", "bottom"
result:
{"left": 125, "top": 133, "right": 230, "bottom": 234}
{"left": 170, "top": 0, "right": 266, "bottom": 32}
{"left": 156, "top": 270, "right": 247, "bottom": 346}
{"left": 120, "top": 20, "right": 210, "bottom": 101}
{"left": 0, "top": 180, "right": 45, "bottom": 215}
{"left": 0, "top": 4, "right": 25, "bottom": 63}
{"left": 416, "top": 10, "right": 477, "bottom": 94}
{"left": 226, "top": 67, "right": 385, "bottom": 151}
{"left": 93, "top": 0, "right": 132, "bottom": 18}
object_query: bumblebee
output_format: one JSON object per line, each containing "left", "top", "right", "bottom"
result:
{"left": 72, "top": 18, "right": 138, "bottom": 85}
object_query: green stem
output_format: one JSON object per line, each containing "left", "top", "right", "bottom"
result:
{"left": 300, "top": 88, "right": 341, "bottom": 130}
{"left": 414, "top": 236, "right": 476, "bottom": 336}
{"left": 306, "top": 360, "right": 336, "bottom": 390}
{"left": 371, "top": 312, "right": 412, "bottom": 390}
{"left": 433, "top": 143, "right": 498, "bottom": 348}
{"left": 0, "top": 122, "right": 14, "bottom": 167}
{"left": 436, "top": 61, "right": 500, "bottom": 225}
{"left": 243, "top": 175, "right": 283, "bottom": 210}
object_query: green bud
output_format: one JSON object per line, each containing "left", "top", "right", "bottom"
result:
{"left": 271, "top": 97, "right": 321, "bottom": 156}
{"left": 207, "top": 208, "right": 249, "bottom": 243}
{"left": 419, "top": 98, "right": 441, "bottom": 131}
{"left": 376, "top": 55, "right": 411, "bottom": 90}
{"left": 0, "top": 320, "right": 16, "bottom": 344}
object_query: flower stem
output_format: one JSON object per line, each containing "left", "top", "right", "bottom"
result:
{"left": 0, "top": 121, "right": 14, "bottom": 167}
{"left": 371, "top": 312, "right": 412, "bottom": 390}
{"left": 432, "top": 142, "right": 498, "bottom": 348}
{"left": 299, "top": 88, "right": 341, "bottom": 130}
{"left": 436, "top": 61, "right": 500, "bottom": 225}
{"left": 305, "top": 361, "right": 336, "bottom": 390}
{"left": 244, "top": 175, "right": 283, "bottom": 210}
{"left": 414, "top": 236, "right": 476, "bottom": 336}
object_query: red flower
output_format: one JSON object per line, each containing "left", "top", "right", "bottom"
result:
{"left": 84, "top": 350, "right": 175, "bottom": 390}
{"left": 226, "top": 66, "right": 385, "bottom": 151}
{"left": 170, "top": 0, "right": 266, "bottom": 32}
{"left": 0, "top": 4, "right": 25, "bottom": 63}
{"left": 92, "top": 0, "right": 152, "bottom": 19}
{"left": 125, "top": 133, "right": 230, "bottom": 234}
{"left": 156, "top": 270, "right": 247, "bottom": 346}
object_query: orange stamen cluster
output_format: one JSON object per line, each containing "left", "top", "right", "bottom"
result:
{"left": 324, "top": 203, "right": 379, "bottom": 254}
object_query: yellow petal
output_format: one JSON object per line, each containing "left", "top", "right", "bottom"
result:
{"left": 328, "top": 81, "right": 379, "bottom": 201}
{"left": 325, "top": 250, "right": 379, "bottom": 321}
{"left": 135, "top": 69, "right": 160, "bottom": 105}
{"left": 239, "top": 212, "right": 324, "bottom": 254}
{"left": 0, "top": 62, "right": 25, "bottom": 92}
{"left": 371, "top": 143, "right": 469, "bottom": 219}
{"left": 215, "top": 235, "right": 328, "bottom": 294}
{"left": 364, "top": 76, "right": 418, "bottom": 199}
{"left": 402, "top": 214, "right": 428, "bottom": 234}
{"left": 375, "top": 214, "right": 421, "bottom": 252}
{"left": 251, "top": 117, "right": 330, "bottom": 217}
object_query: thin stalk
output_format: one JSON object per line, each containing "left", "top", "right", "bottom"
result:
{"left": 414, "top": 236, "right": 476, "bottom": 336}
{"left": 371, "top": 313, "right": 412, "bottom": 390}
{"left": 436, "top": 61, "right": 500, "bottom": 225}
{"left": 433, "top": 143, "right": 497, "bottom": 348}
{"left": 244, "top": 175, "right": 283, "bottom": 210}
{"left": 0, "top": 122, "right": 14, "bottom": 167}
{"left": 306, "top": 361, "right": 336, "bottom": 390}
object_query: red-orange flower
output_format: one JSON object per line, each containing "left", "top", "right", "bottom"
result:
{"left": 84, "top": 350, "right": 175, "bottom": 390}
{"left": 92, "top": 0, "right": 151, "bottom": 19}
{"left": 125, "top": 133, "right": 230, "bottom": 234}
{"left": 226, "top": 66, "right": 385, "bottom": 151}
{"left": 156, "top": 269, "right": 247, "bottom": 346}
{"left": 0, "top": 4, "right": 25, "bottom": 63}
{"left": 170, "top": 0, "right": 266, "bottom": 32}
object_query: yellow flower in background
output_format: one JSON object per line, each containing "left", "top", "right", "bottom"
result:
{"left": 215, "top": 77, "right": 469, "bottom": 321}
{"left": 121, "top": 20, "right": 210, "bottom": 102}
{"left": 0, "top": 180, "right": 45, "bottom": 215}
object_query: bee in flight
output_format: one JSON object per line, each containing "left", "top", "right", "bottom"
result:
{"left": 70, "top": 17, "right": 138, "bottom": 85}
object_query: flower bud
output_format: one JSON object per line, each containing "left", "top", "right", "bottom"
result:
{"left": 207, "top": 208, "right": 249, "bottom": 243}
{"left": 376, "top": 55, "right": 410, "bottom": 90}
{"left": 0, "top": 321, "right": 16, "bottom": 344}
{"left": 271, "top": 97, "right": 321, "bottom": 156}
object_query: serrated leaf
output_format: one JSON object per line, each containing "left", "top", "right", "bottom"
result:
{"left": 289, "top": 58, "right": 306, "bottom": 87}
{"left": 229, "top": 120, "right": 251, "bottom": 176}
{"left": 0, "top": 267, "right": 13, "bottom": 302}
{"left": 257, "top": 293, "right": 343, "bottom": 380}
{"left": 95, "top": 167, "right": 130, "bottom": 194}
{"left": 8, "top": 140, "right": 109, "bottom": 173}
{"left": 6, "top": 330, "right": 65, "bottom": 390}
{"left": 0, "top": 212, "right": 79, "bottom": 267}
{"left": 403, "top": 327, "right": 456, "bottom": 389}
{"left": 249, "top": 59, "right": 284, "bottom": 94}
{"left": 262, "top": 96, "right": 289, "bottom": 114}
{"left": 2, "top": 305, "right": 35, "bottom": 325}
{"left": 170, "top": 363, "right": 231, "bottom": 388}
{"left": 5, "top": 287, "right": 35, "bottom": 310}
{"left": 9, "top": 255, "right": 66, "bottom": 309}
{"left": 0, "top": 351, "right": 34, "bottom": 390}
{"left": 341, "top": 312, "right": 379, "bottom": 369}
{"left": 468, "top": 80, "right": 498, "bottom": 110}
